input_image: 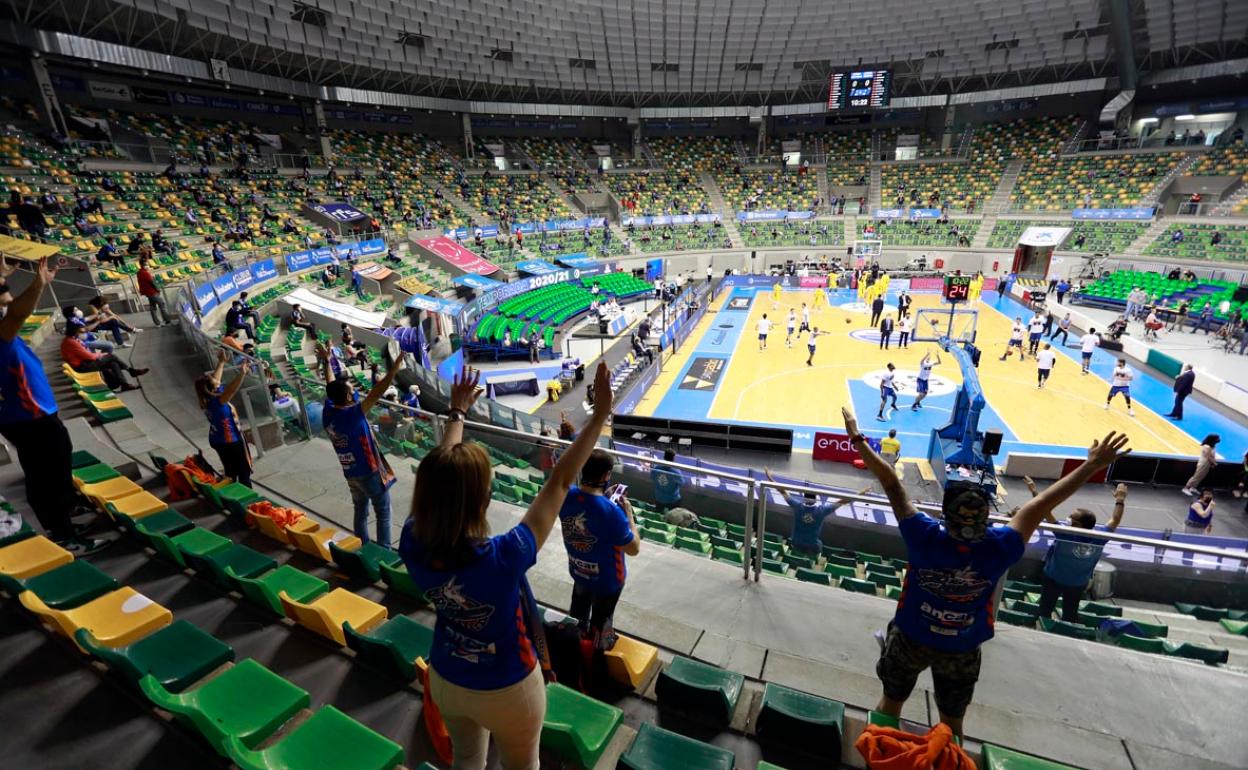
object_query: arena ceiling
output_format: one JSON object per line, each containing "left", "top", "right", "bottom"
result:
{"left": 2, "top": 0, "right": 1246, "bottom": 107}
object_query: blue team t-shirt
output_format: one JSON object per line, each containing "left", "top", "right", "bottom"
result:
{"left": 399, "top": 521, "right": 539, "bottom": 690}
{"left": 651, "top": 467, "right": 684, "bottom": 506}
{"left": 894, "top": 513, "right": 1025, "bottom": 652}
{"left": 0, "top": 337, "right": 59, "bottom": 425}
{"left": 204, "top": 392, "right": 243, "bottom": 447}
{"left": 783, "top": 492, "right": 835, "bottom": 553}
{"left": 558, "top": 486, "right": 634, "bottom": 594}
{"left": 322, "top": 397, "right": 385, "bottom": 479}
{"left": 1043, "top": 524, "right": 1105, "bottom": 588}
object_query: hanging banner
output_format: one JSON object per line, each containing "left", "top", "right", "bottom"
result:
{"left": 908, "top": 208, "right": 942, "bottom": 220}
{"left": 452, "top": 274, "right": 505, "bottom": 290}
{"left": 417, "top": 236, "right": 500, "bottom": 275}
{"left": 515, "top": 259, "right": 562, "bottom": 275}
{"left": 1019, "top": 227, "right": 1072, "bottom": 248}
{"left": 1071, "top": 207, "right": 1154, "bottom": 221}
{"left": 192, "top": 281, "right": 218, "bottom": 315}
{"left": 249, "top": 259, "right": 278, "bottom": 284}
{"left": 736, "top": 210, "right": 815, "bottom": 222}
{"left": 404, "top": 294, "right": 466, "bottom": 315}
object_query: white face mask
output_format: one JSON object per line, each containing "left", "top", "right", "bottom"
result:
{"left": 74, "top": 308, "right": 84, "bottom": 319}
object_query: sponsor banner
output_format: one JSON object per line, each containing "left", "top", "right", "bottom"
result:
{"left": 735, "top": 210, "right": 815, "bottom": 222}
{"left": 193, "top": 281, "right": 218, "bottom": 315}
{"left": 515, "top": 259, "right": 562, "bottom": 275}
{"left": 908, "top": 277, "right": 945, "bottom": 291}
{"left": 909, "top": 208, "right": 941, "bottom": 220}
{"left": 799, "top": 276, "right": 828, "bottom": 288}
{"left": 283, "top": 238, "right": 384, "bottom": 273}
{"left": 1019, "top": 226, "right": 1072, "bottom": 247}
{"left": 418, "top": 236, "right": 500, "bottom": 275}
{"left": 250, "top": 259, "right": 278, "bottom": 284}
{"left": 133, "top": 87, "right": 170, "bottom": 106}
{"left": 644, "top": 258, "right": 664, "bottom": 281}
{"left": 88, "top": 80, "right": 132, "bottom": 102}
{"left": 240, "top": 100, "right": 299, "bottom": 116}
{"left": 212, "top": 271, "right": 241, "bottom": 303}
{"left": 327, "top": 109, "right": 362, "bottom": 121}
{"left": 556, "top": 254, "right": 598, "bottom": 268}
{"left": 282, "top": 287, "right": 386, "bottom": 330}
{"left": 172, "top": 91, "right": 208, "bottom": 108}
{"left": 210, "top": 96, "right": 241, "bottom": 111}
{"left": 812, "top": 431, "right": 882, "bottom": 463}
{"left": 873, "top": 208, "right": 905, "bottom": 219}
{"left": 312, "top": 202, "right": 369, "bottom": 223}
{"left": 1072, "top": 207, "right": 1154, "bottom": 221}
{"left": 453, "top": 274, "right": 504, "bottom": 290}
{"left": 680, "top": 357, "right": 727, "bottom": 391}
{"left": 445, "top": 224, "right": 501, "bottom": 239}
{"left": 622, "top": 214, "right": 720, "bottom": 227}
{"left": 404, "top": 294, "right": 465, "bottom": 315}
{"left": 50, "top": 74, "right": 84, "bottom": 92}
{"left": 231, "top": 265, "right": 256, "bottom": 294}
{"left": 354, "top": 261, "right": 393, "bottom": 280}
{"left": 726, "top": 296, "right": 752, "bottom": 311}
{"left": 479, "top": 268, "right": 585, "bottom": 307}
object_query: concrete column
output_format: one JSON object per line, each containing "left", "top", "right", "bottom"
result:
{"left": 941, "top": 104, "right": 956, "bottom": 152}
{"left": 313, "top": 101, "right": 332, "bottom": 161}
{"left": 30, "top": 55, "right": 68, "bottom": 137}
{"left": 462, "top": 113, "right": 474, "bottom": 159}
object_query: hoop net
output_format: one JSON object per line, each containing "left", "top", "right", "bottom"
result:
{"left": 852, "top": 239, "right": 883, "bottom": 262}
{"left": 912, "top": 307, "right": 978, "bottom": 343}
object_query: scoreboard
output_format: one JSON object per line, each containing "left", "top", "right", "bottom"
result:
{"left": 944, "top": 274, "right": 972, "bottom": 302}
{"left": 827, "top": 70, "right": 891, "bottom": 110}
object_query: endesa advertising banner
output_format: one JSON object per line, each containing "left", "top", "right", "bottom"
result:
{"left": 812, "top": 431, "right": 881, "bottom": 463}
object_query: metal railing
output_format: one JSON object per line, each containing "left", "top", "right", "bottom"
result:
{"left": 1067, "top": 136, "right": 1207, "bottom": 154}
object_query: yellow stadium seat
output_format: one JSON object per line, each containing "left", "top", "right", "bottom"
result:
{"left": 278, "top": 588, "right": 386, "bottom": 646}
{"left": 105, "top": 491, "right": 170, "bottom": 521}
{"left": 61, "top": 366, "right": 107, "bottom": 389}
{"left": 287, "top": 524, "right": 361, "bottom": 562}
{"left": 20, "top": 587, "right": 172, "bottom": 652}
{"left": 78, "top": 476, "right": 145, "bottom": 509}
{"left": 248, "top": 511, "right": 317, "bottom": 544}
{"left": 0, "top": 535, "right": 73, "bottom": 580}
{"left": 604, "top": 634, "right": 659, "bottom": 690}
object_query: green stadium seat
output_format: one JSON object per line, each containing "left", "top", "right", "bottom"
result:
{"left": 1163, "top": 641, "right": 1229, "bottom": 665}
{"left": 866, "top": 572, "right": 903, "bottom": 589}
{"left": 1115, "top": 634, "right": 1166, "bottom": 654}
{"left": 379, "top": 560, "right": 427, "bottom": 601}
{"left": 824, "top": 563, "right": 857, "bottom": 580}
{"left": 642, "top": 527, "right": 676, "bottom": 545}
{"left": 136, "top": 524, "right": 231, "bottom": 569}
{"left": 185, "top": 543, "right": 277, "bottom": 589}
{"left": 1219, "top": 619, "right": 1248, "bottom": 636}
{"left": 226, "top": 564, "right": 329, "bottom": 616}
{"left": 618, "top": 722, "right": 735, "bottom": 770}
{"left": 343, "top": 617, "right": 433, "bottom": 681}
{"left": 0, "top": 560, "right": 118, "bottom": 609}
{"left": 541, "top": 682, "right": 623, "bottom": 768}
{"left": 841, "top": 577, "right": 878, "bottom": 595}
{"left": 997, "top": 608, "right": 1038, "bottom": 627}
{"left": 140, "top": 659, "right": 310, "bottom": 757}
{"left": 72, "top": 463, "right": 121, "bottom": 485}
{"left": 675, "top": 536, "right": 711, "bottom": 556}
{"left": 762, "top": 559, "right": 788, "bottom": 576}
{"left": 329, "top": 541, "right": 402, "bottom": 583}
{"left": 70, "top": 450, "right": 101, "bottom": 468}
{"left": 655, "top": 656, "right": 744, "bottom": 725}
{"left": 868, "top": 710, "right": 900, "bottom": 728}
{"left": 222, "top": 705, "right": 403, "bottom": 770}
{"left": 1173, "top": 603, "right": 1231, "bottom": 621}
{"left": 982, "top": 743, "right": 1080, "bottom": 769}
{"left": 755, "top": 682, "right": 845, "bottom": 759}
{"left": 112, "top": 504, "right": 193, "bottom": 536}
{"left": 864, "top": 562, "right": 898, "bottom": 576}
{"left": 710, "top": 534, "right": 741, "bottom": 550}
{"left": 796, "top": 567, "right": 832, "bottom": 585}
{"left": 76, "top": 620, "right": 233, "bottom": 693}
{"left": 1079, "top": 601, "right": 1121, "bottom": 617}
{"left": 711, "top": 546, "right": 744, "bottom": 565}
{"left": 782, "top": 552, "right": 813, "bottom": 570}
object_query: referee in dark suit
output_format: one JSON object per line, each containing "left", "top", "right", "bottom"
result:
{"left": 1166, "top": 364, "right": 1196, "bottom": 420}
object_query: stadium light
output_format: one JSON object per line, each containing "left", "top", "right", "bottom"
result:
{"left": 1138, "top": 117, "right": 1158, "bottom": 124}
{"left": 1174, "top": 114, "right": 1198, "bottom": 121}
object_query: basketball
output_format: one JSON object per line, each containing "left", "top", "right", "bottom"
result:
{"left": 845, "top": 318, "right": 852, "bottom": 324}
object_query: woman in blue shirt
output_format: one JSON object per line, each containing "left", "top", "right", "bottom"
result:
{"left": 400, "top": 361, "right": 613, "bottom": 770}
{"left": 195, "top": 349, "right": 254, "bottom": 487}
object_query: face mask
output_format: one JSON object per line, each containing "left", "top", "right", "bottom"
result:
{"left": 74, "top": 308, "right": 84, "bottom": 319}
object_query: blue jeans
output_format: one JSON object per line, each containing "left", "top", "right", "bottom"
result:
{"left": 347, "top": 472, "right": 392, "bottom": 548}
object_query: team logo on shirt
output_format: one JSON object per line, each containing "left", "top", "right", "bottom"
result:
{"left": 426, "top": 577, "right": 495, "bottom": 631}
{"left": 562, "top": 513, "right": 599, "bottom": 553}
{"left": 911, "top": 565, "right": 992, "bottom": 603}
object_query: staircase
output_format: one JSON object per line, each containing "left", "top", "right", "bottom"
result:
{"left": 1140, "top": 152, "right": 1200, "bottom": 208}
{"left": 538, "top": 175, "right": 586, "bottom": 216}
{"left": 970, "top": 217, "right": 997, "bottom": 250}
{"left": 815, "top": 164, "right": 830, "bottom": 212}
{"left": 699, "top": 172, "right": 743, "bottom": 247}
{"left": 1211, "top": 183, "right": 1248, "bottom": 216}
{"left": 1122, "top": 217, "right": 1172, "bottom": 258}
{"left": 983, "top": 159, "right": 1026, "bottom": 215}
{"left": 844, "top": 217, "right": 859, "bottom": 244}
{"left": 954, "top": 125, "right": 976, "bottom": 158}
{"left": 734, "top": 138, "right": 751, "bottom": 162}
{"left": 1062, "top": 119, "right": 1091, "bottom": 155}
{"left": 423, "top": 175, "right": 490, "bottom": 223}
{"left": 867, "top": 164, "right": 883, "bottom": 212}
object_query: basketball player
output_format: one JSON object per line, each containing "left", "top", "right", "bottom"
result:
{"left": 877, "top": 363, "right": 899, "bottom": 421}
{"left": 757, "top": 313, "right": 772, "bottom": 351}
{"left": 799, "top": 302, "right": 811, "bottom": 333}
{"left": 806, "top": 327, "right": 829, "bottom": 366}
{"left": 999, "top": 318, "right": 1025, "bottom": 361}
{"left": 1105, "top": 358, "right": 1135, "bottom": 416}
{"left": 1079, "top": 327, "right": 1100, "bottom": 374}
{"left": 1027, "top": 313, "right": 1046, "bottom": 356}
{"left": 911, "top": 351, "right": 941, "bottom": 410}
{"left": 1036, "top": 342, "right": 1056, "bottom": 388}
{"left": 786, "top": 308, "right": 797, "bottom": 348}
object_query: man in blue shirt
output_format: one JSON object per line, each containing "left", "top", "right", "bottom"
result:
{"left": 765, "top": 468, "right": 871, "bottom": 556}
{"left": 558, "top": 449, "right": 640, "bottom": 649}
{"left": 843, "top": 407, "right": 1130, "bottom": 737}
{"left": 0, "top": 257, "right": 109, "bottom": 555}
{"left": 650, "top": 448, "right": 684, "bottom": 512}
{"left": 1024, "top": 478, "right": 1127, "bottom": 623}
{"left": 322, "top": 355, "right": 404, "bottom": 547}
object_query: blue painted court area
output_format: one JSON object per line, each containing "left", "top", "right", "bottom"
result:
{"left": 651, "top": 286, "right": 755, "bottom": 419}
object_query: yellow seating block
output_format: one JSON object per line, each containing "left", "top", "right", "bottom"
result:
{"left": 0, "top": 535, "right": 73, "bottom": 579}
{"left": 87, "top": 398, "right": 128, "bottom": 412}
{"left": 79, "top": 476, "right": 144, "bottom": 509}
{"left": 107, "top": 491, "right": 170, "bottom": 521}
{"left": 61, "top": 365, "right": 106, "bottom": 388}
{"left": 287, "top": 524, "right": 360, "bottom": 562}
{"left": 603, "top": 634, "right": 659, "bottom": 690}
{"left": 20, "top": 587, "right": 172, "bottom": 651}
{"left": 278, "top": 588, "right": 386, "bottom": 646}
{"left": 248, "top": 512, "right": 317, "bottom": 544}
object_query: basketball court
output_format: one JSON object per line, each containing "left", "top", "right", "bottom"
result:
{"left": 632, "top": 285, "right": 1248, "bottom": 461}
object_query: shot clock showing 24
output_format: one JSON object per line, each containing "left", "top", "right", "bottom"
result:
{"left": 944, "top": 274, "right": 973, "bottom": 302}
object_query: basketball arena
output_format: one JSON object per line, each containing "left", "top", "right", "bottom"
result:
{"left": 0, "top": 2, "right": 1247, "bottom": 769}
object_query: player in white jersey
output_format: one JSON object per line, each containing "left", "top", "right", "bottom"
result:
{"left": 1027, "top": 313, "right": 1046, "bottom": 356}
{"left": 1035, "top": 343, "right": 1057, "bottom": 388}
{"left": 786, "top": 309, "right": 797, "bottom": 348}
{"left": 757, "top": 314, "right": 772, "bottom": 351}
{"left": 799, "top": 303, "right": 811, "bottom": 333}
{"left": 1000, "top": 318, "right": 1026, "bottom": 361}
{"left": 877, "top": 363, "right": 899, "bottom": 421}
{"left": 910, "top": 350, "right": 941, "bottom": 410}
{"left": 1105, "top": 358, "right": 1135, "bottom": 416}
{"left": 1079, "top": 328, "right": 1100, "bottom": 374}
{"left": 805, "top": 327, "right": 829, "bottom": 366}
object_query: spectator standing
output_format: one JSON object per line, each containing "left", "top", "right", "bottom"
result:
{"left": 845, "top": 406, "right": 1129, "bottom": 737}
{"left": 196, "top": 350, "right": 254, "bottom": 487}
{"left": 650, "top": 448, "right": 685, "bottom": 512}
{"left": 1055, "top": 279, "right": 1070, "bottom": 304}
{"left": 1166, "top": 364, "right": 1196, "bottom": 420}
{"left": 0, "top": 258, "right": 109, "bottom": 555}
{"left": 322, "top": 355, "right": 404, "bottom": 546}
{"left": 136, "top": 261, "right": 173, "bottom": 326}
{"left": 399, "top": 363, "right": 613, "bottom": 770}
{"left": 1185, "top": 491, "right": 1215, "bottom": 535}
{"left": 765, "top": 467, "right": 871, "bottom": 557}
{"left": 1181, "top": 435, "right": 1220, "bottom": 497}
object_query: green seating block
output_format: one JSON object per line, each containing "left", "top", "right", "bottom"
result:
{"left": 1173, "top": 603, "right": 1230, "bottom": 621}
{"left": 756, "top": 682, "right": 845, "bottom": 760}
{"left": 866, "top": 572, "right": 902, "bottom": 589}
{"left": 1163, "top": 641, "right": 1229, "bottom": 665}
{"left": 782, "top": 552, "right": 812, "bottom": 570}
{"left": 72, "top": 463, "right": 121, "bottom": 485}
{"left": 379, "top": 561, "right": 427, "bottom": 602}
{"left": 864, "top": 562, "right": 898, "bottom": 577}
{"left": 868, "top": 710, "right": 900, "bottom": 729}
{"left": 618, "top": 722, "right": 735, "bottom": 770}
{"left": 982, "top": 742, "right": 1081, "bottom": 769}
{"left": 1001, "top": 587, "right": 1028, "bottom": 602}
{"left": 642, "top": 527, "right": 676, "bottom": 545}
{"left": 675, "top": 536, "right": 711, "bottom": 556}
{"left": 1079, "top": 601, "right": 1122, "bottom": 617}
{"left": 762, "top": 559, "right": 787, "bottom": 575}
{"left": 709, "top": 535, "right": 741, "bottom": 550}
{"left": 217, "top": 484, "right": 263, "bottom": 518}
{"left": 856, "top": 551, "right": 885, "bottom": 565}
{"left": 329, "top": 541, "right": 401, "bottom": 583}
{"left": 0, "top": 559, "right": 119, "bottom": 609}
{"left": 711, "top": 546, "right": 743, "bottom": 565}
{"left": 77, "top": 620, "right": 233, "bottom": 692}
{"left": 117, "top": 506, "right": 192, "bottom": 536}
{"left": 1011, "top": 600, "right": 1043, "bottom": 615}
{"left": 655, "top": 656, "right": 744, "bottom": 725}
{"left": 70, "top": 450, "right": 100, "bottom": 469}
{"left": 1039, "top": 618, "right": 1096, "bottom": 640}
{"left": 541, "top": 682, "right": 623, "bottom": 768}
{"left": 824, "top": 563, "right": 857, "bottom": 580}
{"left": 137, "top": 523, "right": 230, "bottom": 568}
{"left": 1219, "top": 619, "right": 1248, "bottom": 636}
{"left": 725, "top": 523, "right": 746, "bottom": 538}
{"left": 227, "top": 564, "right": 329, "bottom": 616}
{"left": 796, "top": 567, "right": 832, "bottom": 585}
{"left": 675, "top": 526, "right": 707, "bottom": 543}
{"left": 187, "top": 544, "right": 277, "bottom": 589}
{"left": 344, "top": 616, "right": 433, "bottom": 681}
{"left": 998, "top": 608, "right": 1038, "bottom": 627}
{"left": 841, "top": 577, "right": 878, "bottom": 595}
{"left": 223, "top": 706, "right": 403, "bottom": 770}
{"left": 1116, "top": 634, "right": 1166, "bottom": 654}
{"left": 140, "top": 659, "right": 310, "bottom": 756}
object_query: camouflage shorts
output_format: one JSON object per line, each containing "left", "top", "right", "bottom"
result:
{"left": 876, "top": 624, "right": 981, "bottom": 718}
